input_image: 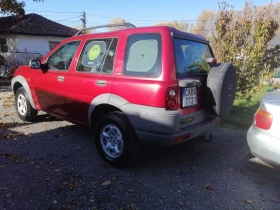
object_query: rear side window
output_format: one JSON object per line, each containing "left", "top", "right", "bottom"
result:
{"left": 123, "top": 33, "right": 162, "bottom": 78}
{"left": 76, "top": 38, "right": 118, "bottom": 74}
{"left": 174, "top": 38, "right": 213, "bottom": 76}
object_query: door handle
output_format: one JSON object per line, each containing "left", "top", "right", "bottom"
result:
{"left": 57, "top": 76, "right": 64, "bottom": 82}
{"left": 96, "top": 80, "right": 107, "bottom": 86}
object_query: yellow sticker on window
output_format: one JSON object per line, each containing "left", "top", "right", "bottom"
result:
{"left": 88, "top": 45, "right": 100, "bottom": 60}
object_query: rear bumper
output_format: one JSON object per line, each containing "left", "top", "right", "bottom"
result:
{"left": 121, "top": 103, "right": 218, "bottom": 146}
{"left": 247, "top": 125, "right": 280, "bottom": 165}
{"left": 136, "top": 116, "right": 218, "bottom": 146}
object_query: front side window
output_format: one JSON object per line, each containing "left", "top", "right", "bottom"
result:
{"left": 123, "top": 33, "right": 162, "bottom": 78}
{"left": 76, "top": 38, "right": 117, "bottom": 74}
{"left": 174, "top": 38, "right": 213, "bottom": 77}
{"left": 48, "top": 41, "right": 80, "bottom": 71}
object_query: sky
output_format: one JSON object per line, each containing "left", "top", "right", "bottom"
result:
{"left": 23, "top": 0, "right": 275, "bottom": 29}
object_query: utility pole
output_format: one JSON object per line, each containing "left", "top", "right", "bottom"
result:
{"left": 81, "top": 11, "right": 86, "bottom": 31}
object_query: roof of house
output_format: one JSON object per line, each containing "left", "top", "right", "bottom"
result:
{"left": 0, "top": 13, "right": 78, "bottom": 37}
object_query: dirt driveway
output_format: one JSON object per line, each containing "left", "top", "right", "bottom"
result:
{"left": 1, "top": 86, "right": 280, "bottom": 210}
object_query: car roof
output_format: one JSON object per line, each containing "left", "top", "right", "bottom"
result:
{"left": 71, "top": 26, "right": 209, "bottom": 44}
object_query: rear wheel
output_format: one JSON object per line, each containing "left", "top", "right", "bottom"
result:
{"left": 94, "top": 111, "right": 139, "bottom": 167}
{"left": 15, "top": 87, "right": 38, "bottom": 121}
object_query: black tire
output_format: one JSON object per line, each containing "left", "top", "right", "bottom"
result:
{"left": 94, "top": 111, "right": 140, "bottom": 168}
{"left": 204, "top": 63, "right": 237, "bottom": 117}
{"left": 15, "top": 87, "right": 38, "bottom": 122}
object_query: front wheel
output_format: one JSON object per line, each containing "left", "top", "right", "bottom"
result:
{"left": 94, "top": 112, "right": 139, "bottom": 167}
{"left": 15, "top": 87, "right": 38, "bottom": 122}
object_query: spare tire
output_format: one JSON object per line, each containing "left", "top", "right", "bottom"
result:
{"left": 204, "top": 62, "right": 236, "bottom": 117}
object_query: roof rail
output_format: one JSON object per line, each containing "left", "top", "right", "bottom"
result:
{"left": 75, "top": 23, "right": 136, "bottom": 36}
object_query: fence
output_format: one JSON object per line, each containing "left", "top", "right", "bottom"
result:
{"left": 0, "top": 51, "right": 44, "bottom": 77}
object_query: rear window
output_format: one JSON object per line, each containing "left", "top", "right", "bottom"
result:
{"left": 123, "top": 33, "right": 162, "bottom": 78}
{"left": 174, "top": 38, "right": 213, "bottom": 76}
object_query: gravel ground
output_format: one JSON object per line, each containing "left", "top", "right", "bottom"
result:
{"left": 1, "top": 85, "right": 280, "bottom": 210}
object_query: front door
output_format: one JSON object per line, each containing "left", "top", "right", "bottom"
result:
{"left": 66, "top": 38, "right": 119, "bottom": 124}
{"left": 30, "top": 40, "right": 81, "bottom": 118}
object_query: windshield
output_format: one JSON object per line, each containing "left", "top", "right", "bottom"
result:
{"left": 174, "top": 38, "right": 213, "bottom": 76}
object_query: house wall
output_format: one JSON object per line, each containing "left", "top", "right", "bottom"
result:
{"left": 0, "top": 34, "right": 69, "bottom": 72}
{"left": 17, "top": 35, "right": 67, "bottom": 56}
{"left": 0, "top": 34, "right": 17, "bottom": 56}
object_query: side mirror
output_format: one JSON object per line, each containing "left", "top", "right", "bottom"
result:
{"left": 29, "top": 59, "right": 41, "bottom": 69}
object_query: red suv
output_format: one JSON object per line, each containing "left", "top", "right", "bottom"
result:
{"left": 11, "top": 23, "right": 236, "bottom": 167}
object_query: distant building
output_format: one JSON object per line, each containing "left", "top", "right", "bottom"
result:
{"left": 0, "top": 13, "right": 78, "bottom": 72}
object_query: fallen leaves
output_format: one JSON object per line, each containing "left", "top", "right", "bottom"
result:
{"left": 0, "top": 153, "right": 21, "bottom": 163}
{"left": 244, "top": 199, "right": 252, "bottom": 204}
{"left": 0, "top": 113, "right": 10, "bottom": 118}
{"left": 2, "top": 131, "right": 24, "bottom": 140}
{"left": 3, "top": 94, "right": 14, "bottom": 107}
{"left": 177, "top": 201, "right": 184, "bottom": 206}
{"left": 60, "top": 200, "right": 73, "bottom": 210}
{"left": 117, "top": 204, "right": 137, "bottom": 210}
{"left": 102, "top": 180, "right": 111, "bottom": 186}
{"left": 0, "top": 122, "right": 19, "bottom": 129}
{"left": 126, "top": 189, "right": 136, "bottom": 193}
{"left": 63, "top": 181, "right": 78, "bottom": 190}
{"left": 271, "top": 198, "right": 278, "bottom": 203}
{"left": 204, "top": 185, "right": 215, "bottom": 192}
{"left": 61, "top": 171, "right": 79, "bottom": 191}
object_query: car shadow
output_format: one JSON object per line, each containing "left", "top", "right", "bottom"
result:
{"left": 35, "top": 113, "right": 64, "bottom": 122}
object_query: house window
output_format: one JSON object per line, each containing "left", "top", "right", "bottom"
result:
{"left": 49, "top": 41, "right": 60, "bottom": 51}
{"left": 0, "top": 39, "right": 8, "bottom": 52}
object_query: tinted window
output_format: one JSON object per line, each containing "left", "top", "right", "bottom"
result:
{"left": 123, "top": 33, "right": 162, "bottom": 78}
{"left": 48, "top": 41, "right": 80, "bottom": 71}
{"left": 174, "top": 38, "right": 213, "bottom": 76}
{"left": 76, "top": 38, "right": 117, "bottom": 74}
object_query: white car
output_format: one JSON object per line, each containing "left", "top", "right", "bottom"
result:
{"left": 247, "top": 91, "right": 280, "bottom": 166}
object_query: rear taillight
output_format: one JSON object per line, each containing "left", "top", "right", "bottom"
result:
{"left": 254, "top": 109, "right": 273, "bottom": 130}
{"left": 166, "top": 87, "right": 177, "bottom": 110}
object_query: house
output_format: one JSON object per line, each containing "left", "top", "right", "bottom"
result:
{"left": 0, "top": 13, "right": 78, "bottom": 75}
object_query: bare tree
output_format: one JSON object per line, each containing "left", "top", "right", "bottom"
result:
{"left": 154, "top": 20, "right": 190, "bottom": 32}
{"left": 108, "top": 18, "right": 128, "bottom": 31}
{"left": 190, "top": 10, "right": 216, "bottom": 38}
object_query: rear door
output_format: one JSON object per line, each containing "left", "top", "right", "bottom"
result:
{"left": 173, "top": 38, "right": 215, "bottom": 123}
{"left": 31, "top": 40, "right": 81, "bottom": 117}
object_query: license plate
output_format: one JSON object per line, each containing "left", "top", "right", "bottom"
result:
{"left": 182, "top": 87, "right": 197, "bottom": 107}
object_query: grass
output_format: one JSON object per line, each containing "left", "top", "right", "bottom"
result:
{"left": 221, "top": 86, "right": 272, "bottom": 131}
